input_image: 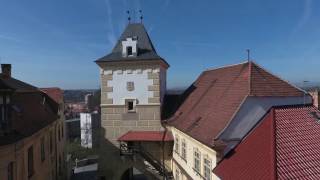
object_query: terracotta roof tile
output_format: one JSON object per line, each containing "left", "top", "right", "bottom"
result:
{"left": 213, "top": 111, "right": 275, "bottom": 180}
{"left": 40, "top": 87, "right": 64, "bottom": 104}
{"left": 214, "top": 105, "right": 320, "bottom": 179}
{"left": 169, "top": 61, "right": 304, "bottom": 147}
{"left": 275, "top": 106, "right": 320, "bottom": 179}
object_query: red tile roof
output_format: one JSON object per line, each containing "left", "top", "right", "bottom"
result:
{"left": 0, "top": 76, "right": 59, "bottom": 145}
{"left": 118, "top": 131, "right": 173, "bottom": 142}
{"left": 274, "top": 106, "right": 320, "bottom": 179}
{"left": 214, "top": 105, "right": 320, "bottom": 179}
{"left": 168, "top": 61, "right": 304, "bottom": 147}
{"left": 213, "top": 110, "right": 276, "bottom": 180}
{"left": 40, "top": 87, "right": 64, "bottom": 104}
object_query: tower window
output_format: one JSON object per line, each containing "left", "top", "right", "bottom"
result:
{"left": 128, "top": 101, "right": 133, "bottom": 111}
{"left": 125, "top": 99, "right": 136, "bottom": 112}
{"left": 127, "top": 46, "right": 133, "bottom": 56}
{"left": 127, "top": 82, "right": 134, "bottom": 91}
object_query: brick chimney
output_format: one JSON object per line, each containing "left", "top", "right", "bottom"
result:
{"left": 1, "top": 64, "right": 11, "bottom": 78}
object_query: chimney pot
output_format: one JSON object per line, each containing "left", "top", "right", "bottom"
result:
{"left": 1, "top": 64, "right": 11, "bottom": 78}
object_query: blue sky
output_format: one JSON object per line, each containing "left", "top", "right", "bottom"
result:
{"left": 0, "top": 0, "right": 319, "bottom": 89}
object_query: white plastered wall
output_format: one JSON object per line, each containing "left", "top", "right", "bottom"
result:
{"left": 103, "top": 65, "right": 164, "bottom": 105}
{"left": 170, "top": 127, "right": 220, "bottom": 180}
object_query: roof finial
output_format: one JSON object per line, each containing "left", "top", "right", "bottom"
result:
{"left": 246, "top": 49, "right": 250, "bottom": 62}
{"left": 139, "top": 10, "right": 143, "bottom": 23}
{"left": 127, "top": 10, "right": 131, "bottom": 24}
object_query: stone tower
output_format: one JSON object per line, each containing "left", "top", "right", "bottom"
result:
{"left": 96, "top": 23, "right": 169, "bottom": 146}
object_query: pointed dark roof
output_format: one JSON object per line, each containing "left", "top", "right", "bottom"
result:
{"left": 96, "top": 23, "right": 168, "bottom": 65}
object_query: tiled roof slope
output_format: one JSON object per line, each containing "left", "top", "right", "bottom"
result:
{"left": 118, "top": 131, "right": 173, "bottom": 142}
{"left": 213, "top": 111, "right": 275, "bottom": 180}
{"left": 0, "top": 74, "right": 38, "bottom": 91}
{"left": 0, "top": 74, "right": 59, "bottom": 145}
{"left": 168, "top": 61, "right": 304, "bottom": 147}
{"left": 11, "top": 92, "right": 58, "bottom": 137}
{"left": 214, "top": 106, "right": 320, "bottom": 179}
{"left": 275, "top": 106, "right": 320, "bottom": 179}
{"left": 40, "top": 87, "right": 64, "bottom": 104}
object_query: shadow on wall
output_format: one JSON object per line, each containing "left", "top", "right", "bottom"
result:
{"left": 97, "top": 127, "right": 155, "bottom": 180}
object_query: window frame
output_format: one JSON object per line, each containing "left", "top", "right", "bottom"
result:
{"left": 8, "top": 162, "right": 14, "bottom": 180}
{"left": 174, "top": 135, "right": 180, "bottom": 154}
{"left": 127, "top": 46, "right": 133, "bottom": 56}
{"left": 41, "top": 136, "right": 45, "bottom": 162}
{"left": 181, "top": 138, "right": 187, "bottom": 161}
{"left": 193, "top": 148, "right": 201, "bottom": 173}
{"left": 50, "top": 131, "right": 53, "bottom": 154}
{"left": 125, "top": 99, "right": 136, "bottom": 113}
{"left": 28, "top": 146, "right": 34, "bottom": 178}
{"left": 175, "top": 168, "right": 180, "bottom": 180}
{"left": 58, "top": 125, "right": 61, "bottom": 141}
{"left": 61, "top": 123, "right": 64, "bottom": 138}
{"left": 203, "top": 155, "right": 212, "bottom": 180}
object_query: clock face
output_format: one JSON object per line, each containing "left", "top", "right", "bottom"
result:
{"left": 127, "top": 81, "right": 134, "bottom": 91}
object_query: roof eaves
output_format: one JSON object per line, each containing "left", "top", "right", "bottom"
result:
{"left": 250, "top": 62, "right": 307, "bottom": 96}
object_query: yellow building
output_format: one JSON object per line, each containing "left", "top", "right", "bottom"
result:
{"left": 0, "top": 64, "right": 66, "bottom": 180}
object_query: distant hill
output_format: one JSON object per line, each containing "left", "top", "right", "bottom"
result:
{"left": 64, "top": 89, "right": 98, "bottom": 103}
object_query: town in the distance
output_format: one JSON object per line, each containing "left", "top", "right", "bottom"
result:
{"left": 2, "top": 14, "right": 320, "bottom": 180}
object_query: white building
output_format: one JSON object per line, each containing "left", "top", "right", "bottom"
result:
{"left": 80, "top": 113, "right": 100, "bottom": 148}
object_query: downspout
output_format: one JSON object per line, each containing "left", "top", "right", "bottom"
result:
{"left": 55, "top": 122, "right": 58, "bottom": 180}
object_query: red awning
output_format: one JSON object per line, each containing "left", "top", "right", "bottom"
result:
{"left": 118, "top": 131, "right": 173, "bottom": 142}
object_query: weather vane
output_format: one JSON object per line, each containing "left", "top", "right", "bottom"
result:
{"left": 127, "top": 10, "right": 131, "bottom": 24}
{"left": 139, "top": 10, "right": 143, "bottom": 23}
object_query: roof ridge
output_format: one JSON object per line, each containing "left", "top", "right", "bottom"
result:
{"left": 204, "top": 61, "right": 248, "bottom": 72}
{"left": 250, "top": 62, "right": 280, "bottom": 96}
{"left": 248, "top": 61, "right": 252, "bottom": 95}
{"left": 249, "top": 62, "right": 307, "bottom": 96}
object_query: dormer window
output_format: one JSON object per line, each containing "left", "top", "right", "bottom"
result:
{"left": 122, "top": 37, "right": 137, "bottom": 57}
{"left": 127, "top": 46, "right": 133, "bottom": 56}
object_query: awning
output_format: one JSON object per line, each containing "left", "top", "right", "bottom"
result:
{"left": 118, "top": 131, "right": 173, "bottom": 142}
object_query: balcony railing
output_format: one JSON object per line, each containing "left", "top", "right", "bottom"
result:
{"left": 119, "top": 143, "right": 173, "bottom": 179}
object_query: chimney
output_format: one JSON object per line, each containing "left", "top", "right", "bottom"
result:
{"left": 1, "top": 64, "right": 11, "bottom": 78}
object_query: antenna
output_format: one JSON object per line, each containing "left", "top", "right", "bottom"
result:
{"left": 127, "top": 10, "right": 131, "bottom": 24}
{"left": 139, "top": 10, "right": 143, "bottom": 23}
{"left": 303, "top": 80, "right": 309, "bottom": 105}
{"left": 246, "top": 49, "right": 250, "bottom": 62}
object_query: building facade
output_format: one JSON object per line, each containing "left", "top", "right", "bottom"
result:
{"left": 96, "top": 23, "right": 172, "bottom": 179}
{"left": 170, "top": 128, "right": 218, "bottom": 180}
{"left": 0, "top": 65, "right": 66, "bottom": 180}
{"left": 96, "top": 23, "right": 169, "bottom": 146}
{"left": 168, "top": 62, "right": 311, "bottom": 180}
